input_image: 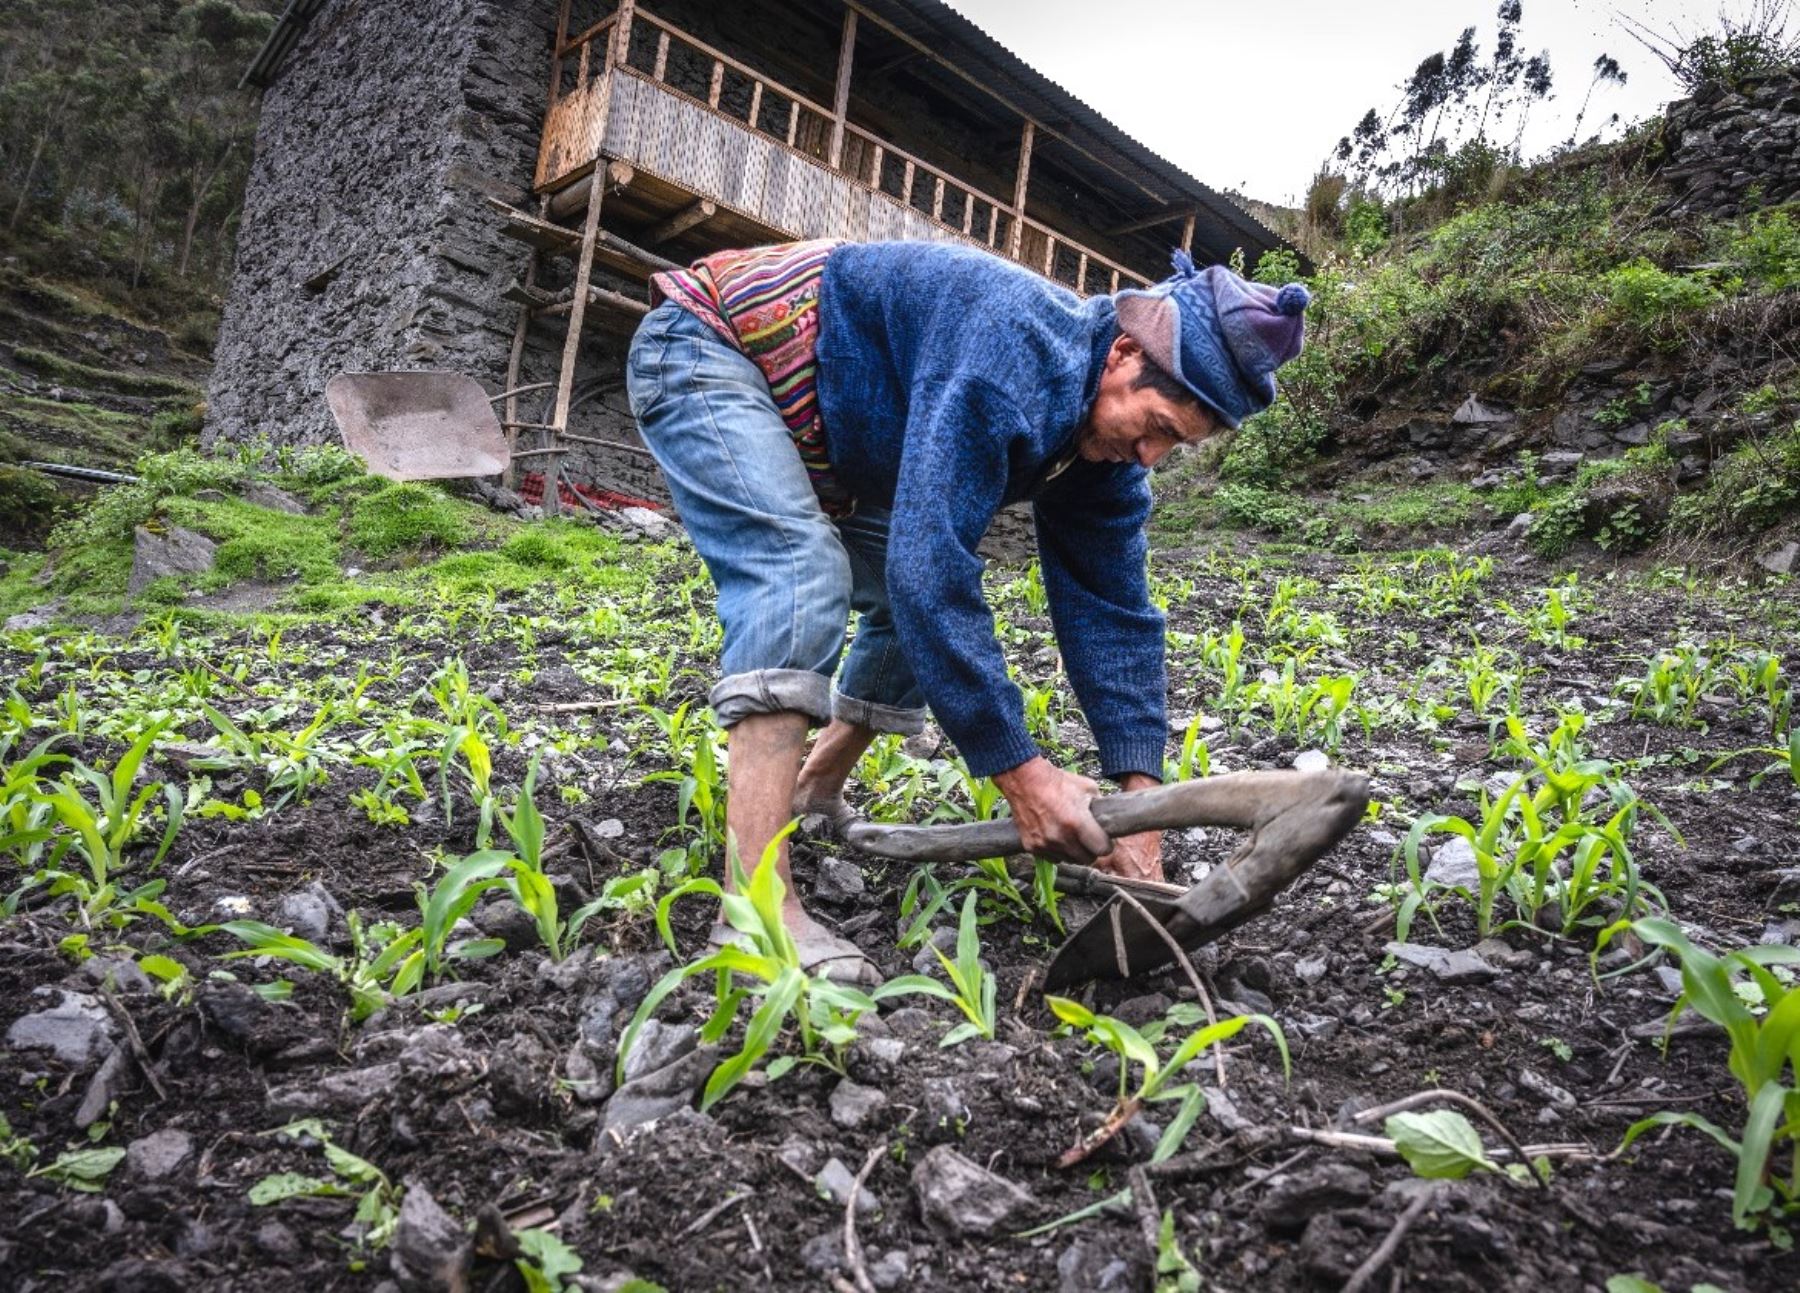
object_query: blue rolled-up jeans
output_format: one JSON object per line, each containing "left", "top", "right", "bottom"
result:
{"left": 625, "top": 302, "right": 926, "bottom": 735}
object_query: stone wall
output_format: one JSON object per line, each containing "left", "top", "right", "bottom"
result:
{"left": 206, "top": 0, "right": 644, "bottom": 459}
{"left": 1659, "top": 66, "right": 1800, "bottom": 218}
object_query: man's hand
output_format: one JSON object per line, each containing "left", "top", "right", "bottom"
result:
{"left": 992, "top": 757, "right": 1109, "bottom": 865}
{"left": 1099, "top": 772, "right": 1164, "bottom": 882}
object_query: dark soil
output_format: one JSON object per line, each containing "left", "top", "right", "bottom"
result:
{"left": 2, "top": 541, "right": 1797, "bottom": 1292}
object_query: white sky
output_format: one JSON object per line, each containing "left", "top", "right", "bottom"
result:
{"left": 942, "top": 0, "right": 1736, "bottom": 205}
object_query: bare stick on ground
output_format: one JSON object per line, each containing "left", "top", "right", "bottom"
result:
{"left": 1341, "top": 1186, "right": 1438, "bottom": 1293}
{"left": 1111, "top": 885, "right": 1228, "bottom": 1089}
{"left": 842, "top": 1143, "right": 884, "bottom": 1293}
{"left": 1349, "top": 1088, "right": 1546, "bottom": 1189}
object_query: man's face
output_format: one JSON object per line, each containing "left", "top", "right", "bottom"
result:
{"left": 1077, "top": 335, "right": 1216, "bottom": 469}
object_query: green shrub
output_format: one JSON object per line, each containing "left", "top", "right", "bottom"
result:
{"left": 1344, "top": 198, "right": 1389, "bottom": 258}
{"left": 1721, "top": 208, "right": 1800, "bottom": 292}
{"left": 1672, "top": 422, "right": 1800, "bottom": 537}
{"left": 1527, "top": 489, "right": 1588, "bottom": 558}
{"left": 1214, "top": 483, "right": 1306, "bottom": 534}
{"left": 0, "top": 467, "right": 70, "bottom": 544}
{"left": 1603, "top": 259, "right": 1722, "bottom": 328}
{"left": 1252, "top": 248, "right": 1303, "bottom": 286}
{"left": 48, "top": 447, "right": 250, "bottom": 553}
{"left": 346, "top": 483, "right": 470, "bottom": 558}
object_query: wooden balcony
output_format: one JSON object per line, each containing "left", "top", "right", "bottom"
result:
{"left": 533, "top": 6, "right": 1152, "bottom": 295}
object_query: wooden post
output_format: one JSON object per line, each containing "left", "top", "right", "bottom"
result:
{"left": 748, "top": 80, "right": 763, "bottom": 129}
{"left": 1180, "top": 212, "right": 1196, "bottom": 256}
{"left": 901, "top": 160, "right": 915, "bottom": 206}
{"left": 708, "top": 60, "right": 724, "bottom": 108}
{"left": 1076, "top": 252, "right": 1088, "bottom": 293}
{"left": 786, "top": 100, "right": 799, "bottom": 146}
{"left": 653, "top": 30, "right": 669, "bottom": 80}
{"left": 931, "top": 176, "right": 944, "bottom": 222}
{"left": 1009, "top": 119, "right": 1035, "bottom": 260}
{"left": 547, "top": 0, "right": 572, "bottom": 111}
{"left": 828, "top": 7, "right": 857, "bottom": 169}
{"left": 962, "top": 190, "right": 974, "bottom": 234}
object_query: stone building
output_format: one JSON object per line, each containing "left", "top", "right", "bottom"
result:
{"left": 208, "top": 0, "right": 1287, "bottom": 505}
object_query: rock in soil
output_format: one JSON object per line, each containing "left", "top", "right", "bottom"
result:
{"left": 6, "top": 987, "right": 118, "bottom": 1064}
{"left": 125, "top": 1128, "right": 194, "bottom": 1181}
{"left": 1384, "top": 941, "right": 1500, "bottom": 983}
{"left": 1058, "top": 1239, "right": 1142, "bottom": 1291}
{"left": 815, "top": 1156, "right": 879, "bottom": 1216}
{"left": 1257, "top": 1162, "right": 1376, "bottom": 1235}
{"left": 390, "top": 1182, "right": 472, "bottom": 1292}
{"left": 128, "top": 524, "right": 216, "bottom": 595}
{"left": 600, "top": 1042, "right": 718, "bottom": 1138}
{"left": 911, "top": 1144, "right": 1034, "bottom": 1237}
{"left": 814, "top": 856, "right": 867, "bottom": 904}
{"left": 828, "top": 1077, "right": 888, "bottom": 1129}
{"left": 920, "top": 1076, "right": 972, "bottom": 1143}
{"left": 620, "top": 1020, "right": 698, "bottom": 1084}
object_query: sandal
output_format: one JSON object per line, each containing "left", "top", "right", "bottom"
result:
{"left": 706, "top": 922, "right": 881, "bottom": 988}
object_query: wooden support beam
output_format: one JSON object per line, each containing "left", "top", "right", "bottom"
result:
{"left": 1180, "top": 212, "right": 1196, "bottom": 255}
{"left": 931, "top": 176, "right": 944, "bottom": 222}
{"left": 828, "top": 7, "right": 858, "bottom": 170}
{"left": 546, "top": 159, "right": 635, "bottom": 221}
{"left": 1008, "top": 119, "right": 1035, "bottom": 260}
{"left": 1103, "top": 206, "right": 1196, "bottom": 237}
{"left": 901, "top": 159, "right": 915, "bottom": 206}
{"left": 786, "top": 99, "right": 799, "bottom": 146}
{"left": 748, "top": 80, "right": 762, "bottom": 129}
{"left": 641, "top": 197, "right": 716, "bottom": 248}
{"left": 708, "top": 59, "right": 724, "bottom": 108}
{"left": 652, "top": 30, "right": 669, "bottom": 79}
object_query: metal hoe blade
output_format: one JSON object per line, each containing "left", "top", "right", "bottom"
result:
{"left": 841, "top": 768, "right": 1370, "bottom": 988}
{"left": 325, "top": 371, "right": 511, "bottom": 481}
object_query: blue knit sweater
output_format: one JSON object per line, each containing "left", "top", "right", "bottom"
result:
{"left": 816, "top": 241, "right": 1166, "bottom": 781}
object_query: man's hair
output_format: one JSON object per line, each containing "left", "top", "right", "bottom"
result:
{"left": 1129, "top": 354, "right": 1203, "bottom": 409}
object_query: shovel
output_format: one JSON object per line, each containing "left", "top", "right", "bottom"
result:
{"left": 840, "top": 767, "right": 1370, "bottom": 988}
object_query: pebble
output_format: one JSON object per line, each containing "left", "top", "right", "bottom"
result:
{"left": 125, "top": 1128, "right": 194, "bottom": 1181}
{"left": 6, "top": 988, "right": 118, "bottom": 1065}
{"left": 390, "top": 1183, "right": 471, "bottom": 1291}
{"left": 1294, "top": 956, "right": 1328, "bottom": 984}
{"left": 1383, "top": 941, "right": 1499, "bottom": 984}
{"left": 1518, "top": 1067, "right": 1576, "bottom": 1109}
{"left": 815, "top": 1157, "right": 879, "bottom": 1216}
{"left": 1202, "top": 1085, "right": 1253, "bottom": 1132}
{"left": 211, "top": 895, "right": 254, "bottom": 919}
{"left": 920, "top": 1077, "right": 971, "bottom": 1143}
{"left": 620, "top": 1020, "right": 698, "bottom": 1084}
{"left": 813, "top": 856, "right": 867, "bottom": 905}
{"left": 1424, "top": 837, "right": 1480, "bottom": 889}
{"left": 1257, "top": 1163, "right": 1374, "bottom": 1235}
{"left": 274, "top": 882, "right": 340, "bottom": 944}
{"left": 828, "top": 1078, "right": 888, "bottom": 1130}
{"left": 911, "top": 1145, "right": 1034, "bottom": 1238}
{"left": 1292, "top": 749, "right": 1330, "bottom": 772}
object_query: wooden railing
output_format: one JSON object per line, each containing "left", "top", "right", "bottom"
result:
{"left": 537, "top": 6, "right": 1150, "bottom": 293}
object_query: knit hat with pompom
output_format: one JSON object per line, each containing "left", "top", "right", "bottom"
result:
{"left": 1113, "top": 250, "right": 1310, "bottom": 429}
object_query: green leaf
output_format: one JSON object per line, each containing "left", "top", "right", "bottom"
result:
{"left": 31, "top": 1145, "right": 126, "bottom": 1191}
{"left": 1385, "top": 1110, "right": 1500, "bottom": 1180}
{"left": 1604, "top": 1276, "right": 1664, "bottom": 1293}
{"left": 514, "top": 1227, "right": 584, "bottom": 1293}
{"left": 249, "top": 1171, "right": 347, "bottom": 1205}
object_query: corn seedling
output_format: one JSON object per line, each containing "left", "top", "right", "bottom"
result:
{"left": 220, "top": 912, "right": 424, "bottom": 1024}
{"left": 1617, "top": 644, "right": 1719, "bottom": 727}
{"left": 1166, "top": 715, "right": 1212, "bottom": 783}
{"left": 1046, "top": 995, "right": 1289, "bottom": 1166}
{"left": 8, "top": 726, "right": 185, "bottom": 929}
{"left": 623, "top": 823, "right": 887, "bottom": 1106}
{"left": 880, "top": 891, "right": 999, "bottom": 1045}
{"left": 1616, "top": 919, "right": 1800, "bottom": 1238}
{"left": 250, "top": 1119, "right": 402, "bottom": 1252}
{"left": 494, "top": 756, "right": 612, "bottom": 961}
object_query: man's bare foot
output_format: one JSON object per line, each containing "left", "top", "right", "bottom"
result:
{"left": 790, "top": 779, "right": 855, "bottom": 830}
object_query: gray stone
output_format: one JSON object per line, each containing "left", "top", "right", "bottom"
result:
{"left": 1453, "top": 395, "right": 1513, "bottom": 425}
{"left": 849, "top": 1034, "right": 907, "bottom": 1083}
{"left": 601, "top": 1042, "right": 718, "bottom": 1136}
{"left": 4, "top": 600, "right": 64, "bottom": 631}
{"left": 592, "top": 817, "right": 625, "bottom": 840}
{"left": 1291, "top": 749, "right": 1330, "bottom": 773}
{"left": 126, "top": 1128, "right": 194, "bottom": 1181}
{"left": 1259, "top": 1163, "right": 1375, "bottom": 1234}
{"left": 619, "top": 1020, "right": 698, "bottom": 1085}
{"left": 1425, "top": 836, "right": 1480, "bottom": 889}
{"left": 1473, "top": 938, "right": 1536, "bottom": 971}
{"left": 1731, "top": 834, "right": 1761, "bottom": 854}
{"left": 617, "top": 506, "right": 675, "bottom": 539}
{"left": 814, "top": 856, "right": 867, "bottom": 905}
{"left": 911, "top": 1145, "right": 1034, "bottom": 1237}
{"left": 1201, "top": 1085, "right": 1254, "bottom": 1132}
{"left": 196, "top": 980, "right": 268, "bottom": 1040}
{"left": 254, "top": 1219, "right": 301, "bottom": 1261}
{"left": 800, "top": 1231, "right": 845, "bottom": 1274}
{"left": 269, "top": 1061, "right": 402, "bottom": 1115}
{"left": 6, "top": 988, "right": 118, "bottom": 1065}
{"left": 778, "top": 1136, "right": 821, "bottom": 1177}
{"left": 242, "top": 482, "right": 309, "bottom": 514}
{"left": 274, "top": 882, "right": 341, "bottom": 944}
{"left": 1057, "top": 1240, "right": 1140, "bottom": 1292}
{"left": 1288, "top": 1010, "right": 1341, "bottom": 1041}
{"left": 1538, "top": 450, "right": 1586, "bottom": 476}
{"left": 869, "top": 1249, "right": 911, "bottom": 1291}
{"left": 910, "top": 926, "right": 959, "bottom": 974}
{"left": 1756, "top": 542, "right": 1797, "bottom": 575}
{"left": 1518, "top": 1067, "right": 1576, "bottom": 1109}
{"left": 389, "top": 1182, "right": 471, "bottom": 1292}
{"left": 1295, "top": 955, "right": 1328, "bottom": 984}
{"left": 1384, "top": 941, "right": 1499, "bottom": 983}
{"left": 828, "top": 1077, "right": 888, "bottom": 1130}
{"left": 78, "top": 955, "right": 155, "bottom": 995}
{"left": 128, "top": 525, "right": 217, "bottom": 595}
{"left": 815, "top": 1156, "right": 879, "bottom": 1217}
{"left": 76, "top": 1045, "right": 132, "bottom": 1129}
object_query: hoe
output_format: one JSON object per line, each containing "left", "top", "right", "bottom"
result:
{"left": 838, "top": 768, "right": 1370, "bottom": 989}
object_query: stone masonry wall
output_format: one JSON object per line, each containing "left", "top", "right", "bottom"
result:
{"left": 1659, "top": 66, "right": 1800, "bottom": 218}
